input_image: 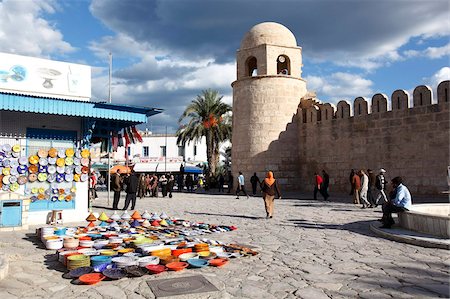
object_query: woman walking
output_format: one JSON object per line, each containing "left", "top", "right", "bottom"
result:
{"left": 260, "top": 171, "right": 281, "bottom": 219}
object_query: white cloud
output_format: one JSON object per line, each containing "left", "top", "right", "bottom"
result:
{"left": 426, "top": 67, "right": 450, "bottom": 90}
{"left": 0, "top": 0, "right": 74, "bottom": 57}
{"left": 404, "top": 43, "right": 450, "bottom": 59}
{"left": 305, "top": 72, "right": 373, "bottom": 103}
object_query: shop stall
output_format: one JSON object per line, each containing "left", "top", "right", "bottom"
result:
{"left": 0, "top": 52, "right": 162, "bottom": 228}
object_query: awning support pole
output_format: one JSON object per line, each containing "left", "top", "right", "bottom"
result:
{"left": 107, "top": 136, "right": 111, "bottom": 206}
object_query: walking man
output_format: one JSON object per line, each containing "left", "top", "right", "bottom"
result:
{"left": 123, "top": 171, "right": 139, "bottom": 210}
{"left": 111, "top": 169, "right": 122, "bottom": 210}
{"left": 313, "top": 172, "right": 323, "bottom": 200}
{"left": 359, "top": 169, "right": 371, "bottom": 208}
{"left": 250, "top": 172, "right": 260, "bottom": 195}
{"left": 375, "top": 168, "right": 388, "bottom": 206}
{"left": 320, "top": 170, "right": 330, "bottom": 200}
{"left": 236, "top": 171, "right": 249, "bottom": 199}
{"left": 352, "top": 171, "right": 361, "bottom": 204}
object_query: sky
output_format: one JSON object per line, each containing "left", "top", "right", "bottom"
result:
{"left": 0, "top": 0, "right": 449, "bottom": 133}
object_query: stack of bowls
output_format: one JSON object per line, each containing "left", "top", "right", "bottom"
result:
{"left": 67, "top": 254, "right": 90, "bottom": 270}
{"left": 63, "top": 237, "right": 79, "bottom": 249}
{"left": 159, "top": 256, "right": 180, "bottom": 265}
{"left": 150, "top": 247, "right": 171, "bottom": 258}
{"left": 194, "top": 243, "right": 209, "bottom": 253}
{"left": 79, "top": 239, "right": 95, "bottom": 248}
{"left": 41, "top": 227, "right": 55, "bottom": 242}
{"left": 93, "top": 239, "right": 109, "bottom": 249}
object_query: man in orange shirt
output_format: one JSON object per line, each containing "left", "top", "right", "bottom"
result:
{"left": 352, "top": 172, "right": 361, "bottom": 204}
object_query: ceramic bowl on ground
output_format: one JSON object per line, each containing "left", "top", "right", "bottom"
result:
{"left": 102, "top": 268, "right": 127, "bottom": 280}
{"left": 166, "top": 262, "right": 188, "bottom": 271}
{"left": 118, "top": 248, "right": 134, "bottom": 254}
{"left": 208, "top": 258, "right": 228, "bottom": 267}
{"left": 199, "top": 252, "right": 217, "bottom": 260}
{"left": 178, "top": 252, "right": 199, "bottom": 262}
{"left": 124, "top": 265, "right": 147, "bottom": 277}
{"left": 79, "top": 273, "right": 105, "bottom": 285}
{"left": 137, "top": 256, "right": 160, "bottom": 267}
{"left": 145, "top": 264, "right": 166, "bottom": 274}
{"left": 159, "top": 256, "right": 180, "bottom": 265}
{"left": 123, "top": 252, "right": 142, "bottom": 258}
{"left": 58, "top": 250, "right": 78, "bottom": 263}
{"left": 79, "top": 240, "right": 95, "bottom": 248}
{"left": 208, "top": 246, "right": 224, "bottom": 253}
{"left": 63, "top": 237, "right": 79, "bottom": 249}
{"left": 46, "top": 238, "right": 63, "bottom": 250}
{"left": 215, "top": 252, "right": 233, "bottom": 259}
{"left": 171, "top": 248, "right": 192, "bottom": 257}
{"left": 187, "top": 258, "right": 209, "bottom": 268}
{"left": 68, "top": 266, "right": 93, "bottom": 278}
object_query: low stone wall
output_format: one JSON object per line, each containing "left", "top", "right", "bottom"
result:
{"left": 398, "top": 204, "right": 450, "bottom": 238}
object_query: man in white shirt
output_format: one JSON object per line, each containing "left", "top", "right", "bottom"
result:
{"left": 236, "top": 171, "right": 249, "bottom": 199}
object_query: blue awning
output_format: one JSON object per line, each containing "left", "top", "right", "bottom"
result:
{"left": 185, "top": 166, "right": 203, "bottom": 174}
{"left": 0, "top": 92, "right": 163, "bottom": 123}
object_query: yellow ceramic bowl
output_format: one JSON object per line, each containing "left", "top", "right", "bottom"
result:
{"left": 100, "top": 250, "right": 116, "bottom": 256}
{"left": 197, "top": 251, "right": 211, "bottom": 257}
{"left": 118, "top": 248, "right": 134, "bottom": 254}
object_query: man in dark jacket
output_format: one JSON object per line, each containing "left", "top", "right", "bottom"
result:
{"left": 111, "top": 169, "right": 122, "bottom": 210}
{"left": 123, "top": 171, "right": 139, "bottom": 210}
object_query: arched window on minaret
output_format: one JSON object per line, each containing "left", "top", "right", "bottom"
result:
{"left": 246, "top": 56, "right": 258, "bottom": 77}
{"left": 277, "top": 55, "right": 290, "bottom": 75}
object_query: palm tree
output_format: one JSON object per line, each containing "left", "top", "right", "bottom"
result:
{"left": 176, "top": 89, "right": 232, "bottom": 178}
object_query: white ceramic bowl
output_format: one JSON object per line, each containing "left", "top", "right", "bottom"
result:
{"left": 46, "top": 238, "right": 63, "bottom": 250}
{"left": 138, "top": 256, "right": 160, "bottom": 267}
{"left": 178, "top": 252, "right": 199, "bottom": 262}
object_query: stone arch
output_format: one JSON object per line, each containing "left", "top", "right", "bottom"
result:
{"left": 306, "top": 106, "right": 319, "bottom": 123}
{"left": 354, "top": 97, "right": 368, "bottom": 116}
{"left": 391, "top": 89, "right": 410, "bottom": 110}
{"left": 413, "top": 85, "right": 432, "bottom": 107}
{"left": 277, "top": 55, "right": 290, "bottom": 75}
{"left": 319, "top": 103, "right": 335, "bottom": 122}
{"left": 245, "top": 56, "right": 258, "bottom": 77}
{"left": 437, "top": 80, "right": 450, "bottom": 104}
{"left": 336, "top": 100, "right": 351, "bottom": 119}
{"left": 371, "top": 93, "right": 388, "bottom": 113}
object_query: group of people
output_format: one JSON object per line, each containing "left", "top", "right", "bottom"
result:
{"left": 350, "top": 168, "right": 388, "bottom": 209}
{"left": 111, "top": 170, "right": 179, "bottom": 210}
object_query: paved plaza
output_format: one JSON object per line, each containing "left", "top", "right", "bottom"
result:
{"left": 0, "top": 191, "right": 448, "bottom": 299}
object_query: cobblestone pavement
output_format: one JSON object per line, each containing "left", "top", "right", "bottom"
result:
{"left": 0, "top": 191, "right": 449, "bottom": 299}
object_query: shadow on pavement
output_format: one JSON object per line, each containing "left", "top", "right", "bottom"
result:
{"left": 283, "top": 219, "right": 378, "bottom": 238}
{"left": 185, "top": 211, "right": 262, "bottom": 220}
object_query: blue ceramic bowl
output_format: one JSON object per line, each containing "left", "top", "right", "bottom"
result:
{"left": 187, "top": 258, "right": 209, "bottom": 268}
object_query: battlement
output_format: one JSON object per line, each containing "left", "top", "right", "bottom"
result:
{"left": 298, "top": 80, "right": 449, "bottom": 124}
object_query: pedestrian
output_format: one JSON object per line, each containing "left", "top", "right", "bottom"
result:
{"left": 320, "top": 170, "right": 330, "bottom": 200}
{"left": 380, "top": 176, "right": 412, "bottom": 228}
{"left": 168, "top": 174, "right": 175, "bottom": 198}
{"left": 218, "top": 174, "right": 225, "bottom": 192}
{"left": 250, "top": 172, "right": 260, "bottom": 195}
{"left": 123, "top": 171, "right": 138, "bottom": 210}
{"left": 137, "top": 173, "right": 146, "bottom": 198}
{"left": 313, "top": 172, "right": 323, "bottom": 200}
{"left": 111, "top": 169, "right": 122, "bottom": 210}
{"left": 349, "top": 169, "right": 355, "bottom": 195}
{"left": 352, "top": 170, "right": 361, "bottom": 204}
{"left": 177, "top": 174, "right": 184, "bottom": 192}
{"left": 235, "top": 171, "right": 249, "bottom": 199}
{"left": 260, "top": 171, "right": 281, "bottom": 219}
{"left": 367, "top": 169, "right": 377, "bottom": 207}
{"left": 227, "top": 171, "right": 233, "bottom": 193}
{"left": 160, "top": 174, "right": 168, "bottom": 197}
{"left": 89, "top": 171, "right": 98, "bottom": 200}
{"left": 359, "top": 169, "right": 371, "bottom": 208}
{"left": 145, "top": 174, "right": 152, "bottom": 196}
{"left": 186, "top": 174, "right": 194, "bottom": 192}
{"left": 375, "top": 168, "right": 388, "bottom": 206}
{"left": 151, "top": 174, "right": 159, "bottom": 197}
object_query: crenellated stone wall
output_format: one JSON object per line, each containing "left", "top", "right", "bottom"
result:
{"left": 297, "top": 80, "right": 450, "bottom": 195}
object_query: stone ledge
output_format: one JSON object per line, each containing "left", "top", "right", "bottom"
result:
{"left": 369, "top": 222, "right": 450, "bottom": 250}
{"left": 0, "top": 252, "right": 8, "bottom": 280}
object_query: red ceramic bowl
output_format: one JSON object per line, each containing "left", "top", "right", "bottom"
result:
{"left": 145, "top": 264, "right": 167, "bottom": 274}
{"left": 208, "top": 258, "right": 228, "bottom": 267}
{"left": 79, "top": 236, "right": 92, "bottom": 241}
{"left": 166, "top": 262, "right": 188, "bottom": 271}
{"left": 171, "top": 248, "right": 192, "bottom": 257}
{"left": 79, "top": 273, "right": 105, "bottom": 285}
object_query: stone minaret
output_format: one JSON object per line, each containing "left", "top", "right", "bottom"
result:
{"left": 231, "top": 22, "right": 307, "bottom": 187}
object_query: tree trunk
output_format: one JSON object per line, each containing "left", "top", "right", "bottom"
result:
{"left": 205, "top": 130, "right": 214, "bottom": 177}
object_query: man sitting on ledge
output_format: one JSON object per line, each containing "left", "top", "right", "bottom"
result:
{"left": 380, "top": 176, "right": 412, "bottom": 229}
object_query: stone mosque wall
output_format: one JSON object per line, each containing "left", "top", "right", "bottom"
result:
{"left": 296, "top": 80, "right": 450, "bottom": 195}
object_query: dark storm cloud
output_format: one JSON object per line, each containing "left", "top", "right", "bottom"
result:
{"left": 90, "top": 0, "right": 448, "bottom": 63}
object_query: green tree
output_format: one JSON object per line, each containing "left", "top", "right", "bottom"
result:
{"left": 176, "top": 89, "right": 232, "bottom": 178}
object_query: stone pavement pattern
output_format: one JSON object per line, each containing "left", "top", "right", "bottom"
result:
{"left": 0, "top": 191, "right": 449, "bottom": 299}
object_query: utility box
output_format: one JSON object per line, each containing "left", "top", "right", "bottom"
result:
{"left": 0, "top": 200, "right": 22, "bottom": 227}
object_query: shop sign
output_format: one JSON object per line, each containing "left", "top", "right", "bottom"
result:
{"left": 0, "top": 52, "right": 91, "bottom": 100}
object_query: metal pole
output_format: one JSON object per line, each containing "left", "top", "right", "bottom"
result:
{"left": 107, "top": 137, "right": 111, "bottom": 206}
{"left": 164, "top": 126, "right": 167, "bottom": 172}
{"left": 108, "top": 52, "right": 112, "bottom": 103}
